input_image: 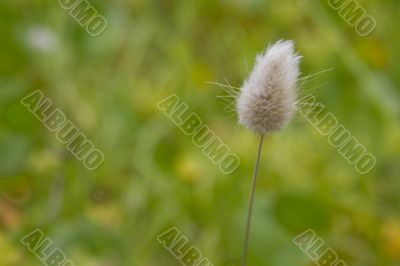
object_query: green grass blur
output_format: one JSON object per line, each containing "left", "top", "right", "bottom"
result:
{"left": 0, "top": 0, "right": 400, "bottom": 265}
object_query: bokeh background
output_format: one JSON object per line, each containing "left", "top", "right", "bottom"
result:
{"left": 1, "top": 0, "right": 400, "bottom": 265}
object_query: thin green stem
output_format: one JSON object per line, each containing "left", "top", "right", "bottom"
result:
{"left": 241, "top": 134, "right": 264, "bottom": 266}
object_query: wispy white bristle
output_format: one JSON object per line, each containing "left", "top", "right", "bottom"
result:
{"left": 236, "top": 40, "right": 302, "bottom": 134}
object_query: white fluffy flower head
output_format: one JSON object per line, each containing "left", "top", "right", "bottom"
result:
{"left": 236, "top": 40, "right": 301, "bottom": 134}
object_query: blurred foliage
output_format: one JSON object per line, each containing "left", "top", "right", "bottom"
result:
{"left": 0, "top": 0, "right": 399, "bottom": 265}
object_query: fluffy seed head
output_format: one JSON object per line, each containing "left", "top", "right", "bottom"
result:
{"left": 236, "top": 40, "right": 301, "bottom": 134}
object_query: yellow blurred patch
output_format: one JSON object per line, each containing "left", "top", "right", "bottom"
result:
{"left": 0, "top": 233, "right": 23, "bottom": 264}
{"left": 382, "top": 219, "right": 400, "bottom": 258}
{"left": 175, "top": 155, "right": 203, "bottom": 183}
{"left": 88, "top": 203, "right": 121, "bottom": 230}
{"left": 358, "top": 40, "right": 388, "bottom": 69}
{"left": 28, "top": 149, "right": 60, "bottom": 173}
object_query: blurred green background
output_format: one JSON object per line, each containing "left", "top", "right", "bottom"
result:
{"left": 1, "top": 0, "right": 400, "bottom": 265}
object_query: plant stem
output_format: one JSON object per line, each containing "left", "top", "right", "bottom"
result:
{"left": 241, "top": 134, "right": 264, "bottom": 266}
